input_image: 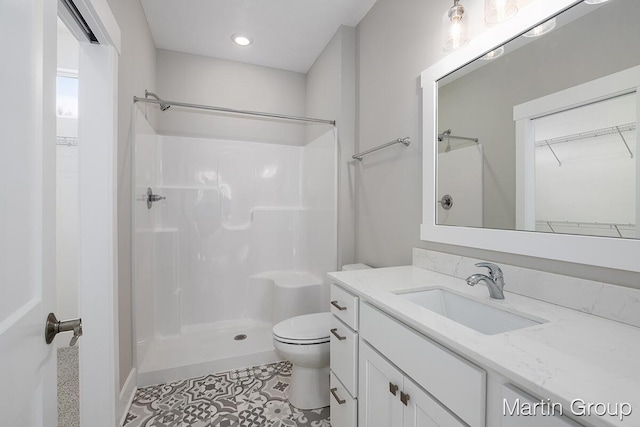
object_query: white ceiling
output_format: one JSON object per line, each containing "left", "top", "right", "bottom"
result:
{"left": 140, "top": 0, "right": 378, "bottom": 74}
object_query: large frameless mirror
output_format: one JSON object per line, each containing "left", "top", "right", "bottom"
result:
{"left": 436, "top": 0, "right": 639, "bottom": 240}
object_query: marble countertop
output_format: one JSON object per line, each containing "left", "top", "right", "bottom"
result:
{"left": 328, "top": 266, "right": 640, "bottom": 427}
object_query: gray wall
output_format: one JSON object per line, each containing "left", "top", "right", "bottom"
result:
{"left": 356, "top": 0, "right": 449, "bottom": 267}
{"left": 305, "top": 26, "right": 357, "bottom": 268}
{"left": 105, "top": 0, "right": 157, "bottom": 389}
{"left": 156, "top": 49, "right": 307, "bottom": 145}
{"left": 355, "top": 0, "right": 639, "bottom": 288}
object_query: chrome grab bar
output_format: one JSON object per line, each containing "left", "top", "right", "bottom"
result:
{"left": 352, "top": 137, "right": 411, "bottom": 161}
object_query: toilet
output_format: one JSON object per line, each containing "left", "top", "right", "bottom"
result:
{"left": 273, "top": 312, "right": 333, "bottom": 409}
{"left": 271, "top": 265, "right": 371, "bottom": 409}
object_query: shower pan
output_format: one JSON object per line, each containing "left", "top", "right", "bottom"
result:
{"left": 131, "top": 101, "right": 337, "bottom": 386}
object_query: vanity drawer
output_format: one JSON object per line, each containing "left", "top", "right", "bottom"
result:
{"left": 501, "top": 384, "right": 581, "bottom": 427}
{"left": 360, "top": 303, "right": 486, "bottom": 427}
{"left": 330, "top": 284, "right": 359, "bottom": 330}
{"left": 331, "top": 372, "right": 357, "bottom": 427}
{"left": 330, "top": 316, "right": 358, "bottom": 397}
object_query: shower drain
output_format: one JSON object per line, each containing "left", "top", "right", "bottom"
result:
{"left": 234, "top": 334, "right": 247, "bottom": 341}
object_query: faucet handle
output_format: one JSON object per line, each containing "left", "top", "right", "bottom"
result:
{"left": 475, "top": 262, "right": 503, "bottom": 279}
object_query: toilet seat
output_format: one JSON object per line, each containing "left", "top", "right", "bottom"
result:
{"left": 273, "top": 312, "right": 332, "bottom": 345}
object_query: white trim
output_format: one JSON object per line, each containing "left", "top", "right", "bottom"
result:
{"left": 78, "top": 42, "right": 119, "bottom": 426}
{"left": 513, "top": 66, "right": 640, "bottom": 121}
{"left": 57, "top": 68, "right": 78, "bottom": 78}
{"left": 420, "top": 0, "right": 640, "bottom": 273}
{"left": 118, "top": 368, "right": 137, "bottom": 426}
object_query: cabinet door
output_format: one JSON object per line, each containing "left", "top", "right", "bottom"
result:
{"left": 359, "top": 341, "right": 404, "bottom": 427}
{"left": 403, "top": 376, "right": 466, "bottom": 427}
{"left": 330, "top": 372, "right": 357, "bottom": 427}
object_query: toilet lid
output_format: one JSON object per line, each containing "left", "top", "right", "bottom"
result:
{"left": 273, "top": 312, "right": 332, "bottom": 344}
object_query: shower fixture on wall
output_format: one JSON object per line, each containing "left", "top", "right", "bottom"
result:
{"left": 145, "top": 89, "right": 171, "bottom": 111}
{"left": 146, "top": 187, "right": 166, "bottom": 209}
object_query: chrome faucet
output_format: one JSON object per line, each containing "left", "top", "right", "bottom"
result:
{"left": 466, "top": 262, "right": 505, "bottom": 299}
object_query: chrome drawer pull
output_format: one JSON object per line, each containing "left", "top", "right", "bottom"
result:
{"left": 330, "top": 328, "right": 346, "bottom": 340}
{"left": 389, "top": 382, "right": 398, "bottom": 396}
{"left": 400, "top": 391, "right": 410, "bottom": 406}
{"left": 331, "top": 388, "right": 346, "bottom": 405}
{"left": 331, "top": 300, "right": 347, "bottom": 311}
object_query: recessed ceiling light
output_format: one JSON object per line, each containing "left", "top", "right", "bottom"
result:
{"left": 232, "top": 34, "right": 253, "bottom": 46}
{"left": 584, "top": 0, "right": 609, "bottom": 4}
{"left": 481, "top": 46, "right": 505, "bottom": 60}
{"left": 523, "top": 18, "right": 556, "bottom": 38}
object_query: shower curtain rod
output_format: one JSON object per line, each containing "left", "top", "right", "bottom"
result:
{"left": 133, "top": 96, "right": 336, "bottom": 125}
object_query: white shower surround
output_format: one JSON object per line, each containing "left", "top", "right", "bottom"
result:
{"left": 133, "top": 108, "right": 337, "bottom": 385}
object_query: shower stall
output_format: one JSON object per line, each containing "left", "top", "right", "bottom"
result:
{"left": 132, "top": 96, "right": 338, "bottom": 386}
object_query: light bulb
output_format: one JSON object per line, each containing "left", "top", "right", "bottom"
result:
{"left": 443, "top": 1, "right": 469, "bottom": 52}
{"left": 485, "top": 0, "right": 518, "bottom": 24}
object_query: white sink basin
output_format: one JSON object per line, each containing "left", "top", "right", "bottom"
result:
{"left": 395, "top": 288, "right": 544, "bottom": 335}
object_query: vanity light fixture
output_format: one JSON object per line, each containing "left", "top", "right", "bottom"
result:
{"left": 523, "top": 18, "right": 556, "bottom": 38}
{"left": 480, "top": 46, "right": 505, "bottom": 60}
{"left": 443, "top": 0, "right": 469, "bottom": 52}
{"left": 484, "top": 0, "right": 518, "bottom": 24}
{"left": 231, "top": 34, "right": 253, "bottom": 46}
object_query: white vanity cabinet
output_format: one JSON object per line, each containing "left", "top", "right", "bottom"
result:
{"left": 359, "top": 341, "right": 466, "bottom": 427}
{"left": 359, "top": 302, "right": 487, "bottom": 427}
{"left": 330, "top": 284, "right": 360, "bottom": 427}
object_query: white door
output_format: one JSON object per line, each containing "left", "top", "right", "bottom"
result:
{"left": 358, "top": 342, "right": 404, "bottom": 427}
{"left": 0, "top": 0, "right": 58, "bottom": 425}
{"left": 403, "top": 377, "right": 465, "bottom": 427}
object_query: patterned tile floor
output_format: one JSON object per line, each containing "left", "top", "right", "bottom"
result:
{"left": 124, "top": 361, "right": 331, "bottom": 427}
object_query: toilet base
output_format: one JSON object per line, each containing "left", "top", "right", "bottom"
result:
{"left": 288, "top": 365, "right": 330, "bottom": 410}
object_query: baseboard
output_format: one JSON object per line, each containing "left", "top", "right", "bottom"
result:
{"left": 117, "top": 367, "right": 137, "bottom": 426}
{"left": 137, "top": 350, "right": 280, "bottom": 387}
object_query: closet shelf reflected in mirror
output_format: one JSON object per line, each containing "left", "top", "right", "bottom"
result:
{"left": 535, "top": 123, "right": 635, "bottom": 158}
{"left": 536, "top": 220, "right": 635, "bottom": 239}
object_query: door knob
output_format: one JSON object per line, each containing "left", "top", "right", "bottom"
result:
{"left": 45, "top": 313, "right": 83, "bottom": 346}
